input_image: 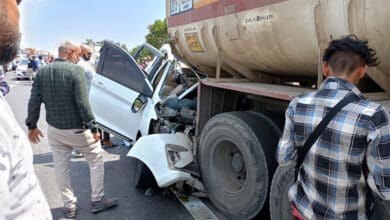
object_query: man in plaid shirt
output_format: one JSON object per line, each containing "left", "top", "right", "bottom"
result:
{"left": 26, "top": 41, "right": 118, "bottom": 218}
{"left": 277, "top": 35, "right": 390, "bottom": 219}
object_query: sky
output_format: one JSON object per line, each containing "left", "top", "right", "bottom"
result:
{"left": 19, "top": 0, "right": 166, "bottom": 53}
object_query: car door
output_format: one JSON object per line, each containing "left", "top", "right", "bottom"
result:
{"left": 90, "top": 42, "right": 153, "bottom": 141}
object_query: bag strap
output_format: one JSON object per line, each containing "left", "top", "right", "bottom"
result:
{"left": 295, "top": 93, "right": 361, "bottom": 179}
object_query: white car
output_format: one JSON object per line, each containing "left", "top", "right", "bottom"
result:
{"left": 90, "top": 41, "right": 203, "bottom": 188}
{"left": 16, "top": 58, "right": 29, "bottom": 72}
{"left": 15, "top": 58, "right": 31, "bottom": 80}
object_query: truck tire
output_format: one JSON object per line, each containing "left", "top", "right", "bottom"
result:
{"left": 199, "top": 112, "right": 280, "bottom": 219}
{"left": 133, "top": 159, "right": 157, "bottom": 189}
{"left": 270, "top": 163, "right": 295, "bottom": 220}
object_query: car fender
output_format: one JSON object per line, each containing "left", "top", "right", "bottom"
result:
{"left": 138, "top": 97, "right": 158, "bottom": 136}
{"left": 127, "top": 133, "right": 204, "bottom": 191}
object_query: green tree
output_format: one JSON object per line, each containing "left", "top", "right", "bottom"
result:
{"left": 83, "top": 38, "right": 94, "bottom": 46}
{"left": 129, "top": 46, "right": 140, "bottom": 56}
{"left": 129, "top": 45, "right": 152, "bottom": 61}
{"left": 121, "top": 43, "right": 128, "bottom": 52}
{"left": 130, "top": 19, "right": 169, "bottom": 60}
{"left": 145, "top": 19, "right": 168, "bottom": 49}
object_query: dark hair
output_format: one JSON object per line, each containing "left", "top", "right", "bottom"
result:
{"left": 323, "top": 35, "right": 380, "bottom": 74}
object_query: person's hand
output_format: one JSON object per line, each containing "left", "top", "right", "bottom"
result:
{"left": 28, "top": 128, "right": 44, "bottom": 144}
{"left": 92, "top": 132, "right": 101, "bottom": 143}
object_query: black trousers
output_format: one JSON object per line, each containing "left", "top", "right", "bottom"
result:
{"left": 98, "top": 129, "right": 110, "bottom": 141}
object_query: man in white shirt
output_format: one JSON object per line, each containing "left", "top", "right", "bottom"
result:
{"left": 79, "top": 45, "right": 95, "bottom": 93}
{"left": 0, "top": 95, "right": 52, "bottom": 220}
{"left": 0, "top": 0, "right": 52, "bottom": 219}
{"left": 72, "top": 45, "right": 96, "bottom": 158}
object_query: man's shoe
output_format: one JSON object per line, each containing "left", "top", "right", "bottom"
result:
{"left": 64, "top": 206, "right": 77, "bottom": 218}
{"left": 91, "top": 196, "right": 118, "bottom": 213}
{"left": 102, "top": 140, "right": 117, "bottom": 148}
{"left": 72, "top": 150, "right": 83, "bottom": 158}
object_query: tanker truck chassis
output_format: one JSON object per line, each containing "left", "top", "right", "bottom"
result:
{"left": 129, "top": 75, "right": 390, "bottom": 219}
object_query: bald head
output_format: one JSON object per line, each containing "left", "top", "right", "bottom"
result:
{"left": 58, "top": 41, "right": 80, "bottom": 64}
{"left": 80, "top": 44, "right": 92, "bottom": 61}
{"left": 0, "top": 0, "right": 22, "bottom": 65}
{"left": 58, "top": 45, "right": 68, "bottom": 58}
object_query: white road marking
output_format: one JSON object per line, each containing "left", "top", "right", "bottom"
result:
{"left": 173, "top": 190, "right": 219, "bottom": 220}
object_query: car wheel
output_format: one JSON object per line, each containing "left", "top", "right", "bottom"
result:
{"left": 133, "top": 158, "right": 157, "bottom": 189}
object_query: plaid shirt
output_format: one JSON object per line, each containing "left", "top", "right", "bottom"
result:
{"left": 277, "top": 77, "right": 390, "bottom": 219}
{"left": 26, "top": 59, "right": 97, "bottom": 132}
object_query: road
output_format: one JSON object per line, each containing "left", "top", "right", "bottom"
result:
{"left": 3, "top": 72, "right": 214, "bottom": 220}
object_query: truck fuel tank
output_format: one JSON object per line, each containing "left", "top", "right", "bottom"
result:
{"left": 167, "top": 0, "right": 390, "bottom": 91}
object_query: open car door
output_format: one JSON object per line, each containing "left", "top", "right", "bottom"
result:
{"left": 90, "top": 41, "right": 153, "bottom": 141}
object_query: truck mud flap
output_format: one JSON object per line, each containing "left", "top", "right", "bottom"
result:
{"left": 127, "top": 133, "right": 204, "bottom": 191}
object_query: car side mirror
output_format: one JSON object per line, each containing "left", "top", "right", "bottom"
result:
{"left": 131, "top": 94, "right": 147, "bottom": 113}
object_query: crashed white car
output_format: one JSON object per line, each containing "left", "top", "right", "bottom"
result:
{"left": 90, "top": 41, "right": 205, "bottom": 190}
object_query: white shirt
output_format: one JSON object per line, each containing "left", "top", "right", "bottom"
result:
{"left": 78, "top": 59, "right": 96, "bottom": 93}
{"left": 0, "top": 95, "right": 51, "bottom": 220}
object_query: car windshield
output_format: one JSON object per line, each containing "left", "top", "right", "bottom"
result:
{"left": 20, "top": 59, "right": 29, "bottom": 65}
{"left": 159, "top": 62, "right": 200, "bottom": 99}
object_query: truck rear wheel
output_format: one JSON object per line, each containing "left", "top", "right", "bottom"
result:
{"left": 199, "top": 112, "right": 280, "bottom": 219}
{"left": 270, "top": 163, "right": 295, "bottom": 220}
{"left": 133, "top": 159, "right": 157, "bottom": 189}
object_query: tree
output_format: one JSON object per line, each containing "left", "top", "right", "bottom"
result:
{"left": 129, "top": 45, "right": 152, "bottom": 61}
{"left": 85, "top": 39, "right": 129, "bottom": 51}
{"left": 130, "top": 19, "right": 169, "bottom": 60}
{"left": 145, "top": 19, "right": 168, "bottom": 50}
{"left": 121, "top": 43, "right": 128, "bottom": 52}
{"left": 129, "top": 46, "right": 139, "bottom": 56}
{"left": 83, "top": 38, "right": 94, "bottom": 46}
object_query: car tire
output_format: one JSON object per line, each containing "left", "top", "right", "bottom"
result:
{"left": 133, "top": 158, "right": 157, "bottom": 189}
{"left": 199, "top": 112, "right": 280, "bottom": 219}
{"left": 269, "top": 163, "right": 295, "bottom": 220}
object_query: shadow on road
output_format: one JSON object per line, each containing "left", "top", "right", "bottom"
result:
{"left": 51, "top": 207, "right": 70, "bottom": 220}
{"left": 33, "top": 152, "right": 53, "bottom": 164}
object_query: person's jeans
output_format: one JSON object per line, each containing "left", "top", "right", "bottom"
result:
{"left": 47, "top": 125, "right": 105, "bottom": 208}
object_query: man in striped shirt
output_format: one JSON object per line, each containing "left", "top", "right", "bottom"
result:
{"left": 277, "top": 35, "right": 390, "bottom": 219}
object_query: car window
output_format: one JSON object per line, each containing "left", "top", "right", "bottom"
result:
{"left": 152, "top": 62, "right": 168, "bottom": 90}
{"left": 101, "top": 46, "right": 152, "bottom": 96}
{"left": 144, "top": 56, "right": 157, "bottom": 75}
{"left": 132, "top": 44, "right": 165, "bottom": 81}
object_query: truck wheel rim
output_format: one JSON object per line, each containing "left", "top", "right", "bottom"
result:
{"left": 212, "top": 140, "right": 246, "bottom": 193}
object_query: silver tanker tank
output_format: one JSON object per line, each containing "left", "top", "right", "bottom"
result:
{"left": 166, "top": 0, "right": 390, "bottom": 91}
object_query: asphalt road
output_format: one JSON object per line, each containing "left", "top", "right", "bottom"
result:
{"left": 4, "top": 72, "right": 194, "bottom": 220}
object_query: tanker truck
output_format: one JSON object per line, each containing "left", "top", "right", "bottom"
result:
{"left": 126, "top": 0, "right": 390, "bottom": 219}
